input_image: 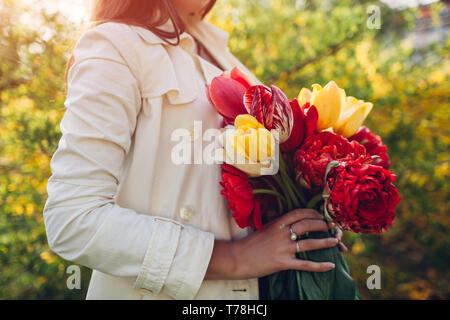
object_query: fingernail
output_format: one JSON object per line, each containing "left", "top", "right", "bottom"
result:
{"left": 327, "top": 263, "right": 335, "bottom": 269}
{"left": 329, "top": 238, "right": 338, "bottom": 244}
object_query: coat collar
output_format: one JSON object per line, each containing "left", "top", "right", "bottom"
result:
{"left": 130, "top": 15, "right": 229, "bottom": 51}
{"left": 130, "top": 15, "right": 232, "bottom": 76}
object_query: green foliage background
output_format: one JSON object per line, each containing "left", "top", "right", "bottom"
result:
{"left": 0, "top": 0, "right": 449, "bottom": 299}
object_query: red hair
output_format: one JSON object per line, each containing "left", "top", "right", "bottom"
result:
{"left": 66, "top": 0, "right": 216, "bottom": 82}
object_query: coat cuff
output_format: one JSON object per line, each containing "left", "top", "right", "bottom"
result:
{"left": 134, "top": 217, "right": 182, "bottom": 296}
{"left": 134, "top": 217, "right": 215, "bottom": 299}
{"left": 163, "top": 224, "right": 215, "bottom": 299}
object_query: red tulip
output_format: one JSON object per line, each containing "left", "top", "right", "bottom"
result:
{"left": 226, "top": 67, "right": 254, "bottom": 89}
{"left": 244, "top": 85, "right": 294, "bottom": 143}
{"left": 206, "top": 67, "right": 255, "bottom": 123}
{"left": 280, "top": 100, "right": 319, "bottom": 152}
{"left": 279, "top": 99, "right": 305, "bottom": 152}
{"left": 302, "top": 102, "right": 319, "bottom": 140}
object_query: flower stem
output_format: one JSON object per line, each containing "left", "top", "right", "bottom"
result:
{"left": 252, "top": 189, "right": 286, "bottom": 203}
{"left": 284, "top": 172, "right": 307, "bottom": 206}
{"left": 280, "top": 173, "right": 301, "bottom": 208}
{"left": 278, "top": 156, "right": 306, "bottom": 207}
{"left": 262, "top": 177, "right": 284, "bottom": 215}
{"left": 273, "top": 174, "right": 293, "bottom": 212}
{"left": 291, "top": 180, "right": 307, "bottom": 206}
{"left": 306, "top": 193, "right": 324, "bottom": 209}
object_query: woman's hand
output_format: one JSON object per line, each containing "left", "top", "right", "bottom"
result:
{"left": 205, "top": 209, "right": 339, "bottom": 280}
{"left": 333, "top": 226, "right": 348, "bottom": 252}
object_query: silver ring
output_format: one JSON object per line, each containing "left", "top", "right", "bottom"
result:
{"left": 289, "top": 225, "right": 298, "bottom": 241}
{"left": 296, "top": 241, "right": 301, "bottom": 253}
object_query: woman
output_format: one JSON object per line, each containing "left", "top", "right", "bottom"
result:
{"left": 43, "top": 0, "right": 344, "bottom": 300}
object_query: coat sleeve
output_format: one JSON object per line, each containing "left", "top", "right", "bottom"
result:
{"left": 43, "top": 24, "right": 215, "bottom": 300}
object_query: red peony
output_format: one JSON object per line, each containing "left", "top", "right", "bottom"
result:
{"left": 220, "top": 164, "right": 263, "bottom": 230}
{"left": 293, "top": 131, "right": 368, "bottom": 191}
{"left": 349, "top": 126, "right": 391, "bottom": 169}
{"left": 325, "top": 159, "right": 401, "bottom": 234}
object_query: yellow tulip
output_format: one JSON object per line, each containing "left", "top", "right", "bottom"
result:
{"left": 298, "top": 81, "right": 373, "bottom": 136}
{"left": 298, "top": 81, "right": 345, "bottom": 130}
{"left": 220, "top": 114, "right": 277, "bottom": 177}
{"left": 234, "top": 114, "right": 265, "bottom": 132}
{"left": 230, "top": 114, "right": 274, "bottom": 162}
{"left": 334, "top": 96, "right": 373, "bottom": 137}
{"left": 298, "top": 87, "right": 312, "bottom": 106}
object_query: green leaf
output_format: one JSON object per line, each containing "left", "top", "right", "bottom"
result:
{"left": 266, "top": 270, "right": 299, "bottom": 300}
{"left": 301, "top": 231, "right": 336, "bottom": 299}
{"left": 263, "top": 230, "right": 359, "bottom": 300}
{"left": 332, "top": 247, "right": 359, "bottom": 299}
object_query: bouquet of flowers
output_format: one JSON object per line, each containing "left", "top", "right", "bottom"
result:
{"left": 206, "top": 67, "right": 401, "bottom": 300}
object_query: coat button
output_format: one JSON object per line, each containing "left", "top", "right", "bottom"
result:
{"left": 180, "top": 206, "right": 195, "bottom": 221}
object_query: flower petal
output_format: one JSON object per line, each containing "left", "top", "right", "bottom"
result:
{"left": 298, "top": 87, "right": 312, "bottom": 106}
{"left": 311, "top": 81, "right": 345, "bottom": 130}
{"left": 234, "top": 114, "right": 265, "bottom": 131}
{"left": 230, "top": 67, "right": 256, "bottom": 89}
{"left": 280, "top": 99, "right": 305, "bottom": 152}
{"left": 244, "top": 85, "right": 273, "bottom": 127}
{"left": 270, "top": 85, "right": 294, "bottom": 143}
{"left": 334, "top": 102, "right": 373, "bottom": 137}
{"left": 209, "top": 76, "right": 248, "bottom": 119}
{"left": 304, "top": 103, "right": 319, "bottom": 139}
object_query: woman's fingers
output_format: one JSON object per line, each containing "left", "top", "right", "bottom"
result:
{"left": 338, "top": 241, "right": 348, "bottom": 252}
{"left": 330, "top": 226, "right": 348, "bottom": 252}
{"left": 288, "top": 258, "right": 335, "bottom": 272}
{"left": 291, "top": 219, "right": 332, "bottom": 235}
{"left": 278, "top": 209, "right": 323, "bottom": 226}
{"left": 291, "top": 237, "right": 338, "bottom": 253}
{"left": 333, "top": 225, "right": 343, "bottom": 241}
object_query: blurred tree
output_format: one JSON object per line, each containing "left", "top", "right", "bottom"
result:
{"left": 0, "top": 0, "right": 90, "bottom": 299}
{"left": 0, "top": 0, "right": 448, "bottom": 299}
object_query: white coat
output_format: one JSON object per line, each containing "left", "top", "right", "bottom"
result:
{"left": 43, "top": 14, "right": 261, "bottom": 300}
